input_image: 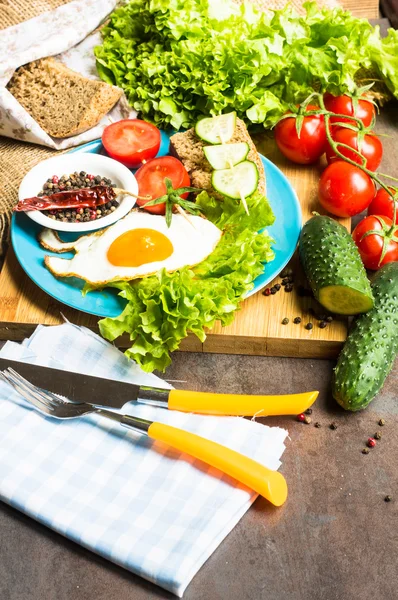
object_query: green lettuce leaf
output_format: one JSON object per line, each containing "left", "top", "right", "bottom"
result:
{"left": 97, "top": 192, "right": 275, "bottom": 372}
{"left": 94, "top": 0, "right": 398, "bottom": 130}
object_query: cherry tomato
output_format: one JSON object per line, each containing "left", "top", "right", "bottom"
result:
{"left": 324, "top": 93, "right": 376, "bottom": 128}
{"left": 135, "top": 156, "right": 190, "bottom": 214}
{"left": 318, "top": 161, "right": 375, "bottom": 217}
{"left": 352, "top": 215, "right": 398, "bottom": 270}
{"left": 367, "top": 187, "right": 398, "bottom": 224}
{"left": 274, "top": 105, "right": 326, "bottom": 164}
{"left": 326, "top": 127, "right": 383, "bottom": 172}
{"left": 102, "top": 119, "right": 161, "bottom": 168}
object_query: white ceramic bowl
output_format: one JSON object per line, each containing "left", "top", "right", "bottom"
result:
{"left": 18, "top": 153, "right": 138, "bottom": 233}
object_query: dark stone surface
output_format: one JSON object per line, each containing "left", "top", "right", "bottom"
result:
{"left": 1, "top": 350, "right": 397, "bottom": 600}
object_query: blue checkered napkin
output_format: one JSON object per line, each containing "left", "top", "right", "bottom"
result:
{"left": 0, "top": 325, "right": 287, "bottom": 597}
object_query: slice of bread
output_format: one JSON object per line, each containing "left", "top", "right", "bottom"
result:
{"left": 169, "top": 118, "right": 266, "bottom": 199}
{"left": 7, "top": 58, "right": 122, "bottom": 138}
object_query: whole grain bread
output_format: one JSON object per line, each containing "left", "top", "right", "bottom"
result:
{"left": 169, "top": 118, "right": 266, "bottom": 199}
{"left": 7, "top": 57, "right": 122, "bottom": 138}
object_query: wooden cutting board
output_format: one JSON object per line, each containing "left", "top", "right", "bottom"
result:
{"left": 0, "top": 132, "right": 349, "bottom": 358}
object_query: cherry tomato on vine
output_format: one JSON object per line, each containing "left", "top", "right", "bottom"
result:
{"left": 325, "top": 127, "right": 383, "bottom": 172}
{"left": 274, "top": 105, "right": 326, "bottom": 164}
{"left": 324, "top": 93, "right": 376, "bottom": 128}
{"left": 352, "top": 215, "right": 398, "bottom": 270}
{"left": 367, "top": 187, "right": 398, "bottom": 224}
{"left": 318, "top": 161, "right": 376, "bottom": 217}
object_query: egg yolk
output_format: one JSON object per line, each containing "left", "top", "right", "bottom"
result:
{"left": 107, "top": 228, "right": 173, "bottom": 267}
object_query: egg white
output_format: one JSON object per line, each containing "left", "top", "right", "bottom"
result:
{"left": 39, "top": 211, "right": 222, "bottom": 286}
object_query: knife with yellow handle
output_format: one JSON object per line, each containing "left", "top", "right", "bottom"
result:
{"left": 0, "top": 358, "right": 318, "bottom": 417}
{"left": 1, "top": 362, "right": 288, "bottom": 507}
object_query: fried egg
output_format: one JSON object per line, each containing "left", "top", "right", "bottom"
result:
{"left": 39, "top": 211, "right": 222, "bottom": 286}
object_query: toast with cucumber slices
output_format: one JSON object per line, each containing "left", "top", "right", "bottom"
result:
{"left": 169, "top": 114, "right": 266, "bottom": 201}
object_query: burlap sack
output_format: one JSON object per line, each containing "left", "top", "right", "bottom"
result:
{"left": 0, "top": 0, "right": 338, "bottom": 260}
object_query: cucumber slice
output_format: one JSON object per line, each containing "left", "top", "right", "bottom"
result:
{"left": 212, "top": 161, "right": 259, "bottom": 200}
{"left": 195, "top": 112, "right": 236, "bottom": 145}
{"left": 203, "top": 143, "right": 250, "bottom": 170}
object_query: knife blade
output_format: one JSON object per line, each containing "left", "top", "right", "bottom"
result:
{"left": 0, "top": 358, "right": 147, "bottom": 409}
{"left": 0, "top": 357, "right": 319, "bottom": 416}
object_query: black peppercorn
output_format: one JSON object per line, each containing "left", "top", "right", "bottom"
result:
{"left": 378, "top": 418, "right": 385, "bottom": 426}
{"left": 271, "top": 287, "right": 277, "bottom": 295}
{"left": 281, "top": 318, "right": 289, "bottom": 325}
{"left": 314, "top": 422, "right": 321, "bottom": 428}
{"left": 274, "top": 283, "right": 281, "bottom": 291}
{"left": 330, "top": 422, "right": 337, "bottom": 430}
{"left": 305, "top": 408, "right": 312, "bottom": 415}
{"left": 362, "top": 448, "right": 370, "bottom": 455}
{"left": 374, "top": 431, "right": 382, "bottom": 440}
{"left": 293, "top": 317, "right": 302, "bottom": 324}
{"left": 319, "top": 321, "right": 327, "bottom": 329}
{"left": 285, "top": 284, "right": 293, "bottom": 292}
{"left": 326, "top": 316, "right": 333, "bottom": 323}
{"left": 305, "top": 322, "right": 313, "bottom": 330}
{"left": 384, "top": 495, "right": 392, "bottom": 502}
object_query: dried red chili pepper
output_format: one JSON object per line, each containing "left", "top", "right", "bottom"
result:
{"left": 15, "top": 186, "right": 117, "bottom": 212}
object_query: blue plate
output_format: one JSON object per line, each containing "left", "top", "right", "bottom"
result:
{"left": 11, "top": 131, "right": 301, "bottom": 318}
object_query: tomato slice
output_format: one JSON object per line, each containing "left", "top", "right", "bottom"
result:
{"left": 102, "top": 120, "right": 161, "bottom": 168}
{"left": 135, "top": 156, "right": 191, "bottom": 215}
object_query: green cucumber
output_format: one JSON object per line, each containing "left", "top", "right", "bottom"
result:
{"left": 211, "top": 161, "right": 259, "bottom": 200}
{"left": 195, "top": 112, "right": 236, "bottom": 145}
{"left": 333, "top": 262, "right": 398, "bottom": 411}
{"left": 299, "top": 215, "right": 374, "bottom": 315}
{"left": 203, "top": 143, "right": 250, "bottom": 170}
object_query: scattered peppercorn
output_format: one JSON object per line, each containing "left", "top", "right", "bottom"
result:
{"left": 281, "top": 279, "right": 289, "bottom": 286}
{"left": 274, "top": 283, "right": 281, "bottom": 291}
{"left": 305, "top": 408, "right": 312, "bottom": 415}
{"left": 262, "top": 288, "right": 271, "bottom": 296}
{"left": 281, "top": 268, "right": 293, "bottom": 278}
{"left": 305, "top": 322, "right": 313, "bottom": 330}
{"left": 362, "top": 448, "right": 370, "bottom": 455}
{"left": 271, "top": 287, "right": 277, "bottom": 295}
{"left": 304, "top": 416, "right": 312, "bottom": 424}
{"left": 326, "top": 316, "right": 333, "bottom": 323}
{"left": 384, "top": 495, "right": 392, "bottom": 502}
{"left": 319, "top": 321, "right": 327, "bottom": 329}
{"left": 367, "top": 438, "right": 376, "bottom": 448}
{"left": 330, "top": 422, "right": 338, "bottom": 430}
{"left": 378, "top": 419, "right": 385, "bottom": 426}
{"left": 374, "top": 431, "right": 382, "bottom": 440}
{"left": 293, "top": 317, "right": 302, "bottom": 324}
{"left": 314, "top": 422, "right": 321, "bottom": 428}
{"left": 297, "top": 413, "right": 306, "bottom": 422}
{"left": 281, "top": 318, "right": 289, "bottom": 325}
{"left": 317, "top": 314, "right": 326, "bottom": 321}
{"left": 285, "top": 284, "right": 293, "bottom": 292}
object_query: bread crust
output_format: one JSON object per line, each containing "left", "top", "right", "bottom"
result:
{"left": 7, "top": 58, "right": 122, "bottom": 138}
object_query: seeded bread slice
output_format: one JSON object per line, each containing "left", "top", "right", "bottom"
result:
{"left": 7, "top": 58, "right": 122, "bottom": 138}
{"left": 169, "top": 118, "right": 266, "bottom": 199}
